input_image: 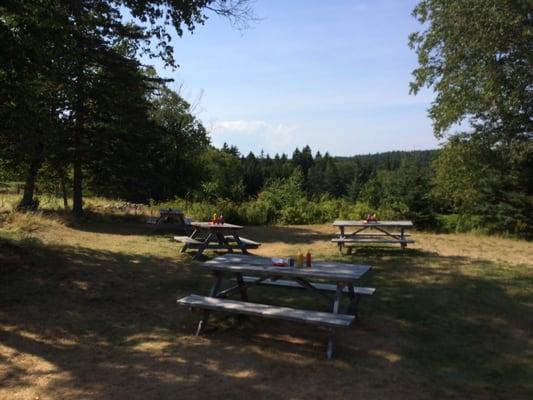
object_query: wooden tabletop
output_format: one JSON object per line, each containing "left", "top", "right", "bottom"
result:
{"left": 159, "top": 208, "right": 183, "bottom": 215}
{"left": 191, "top": 221, "right": 244, "bottom": 230}
{"left": 201, "top": 254, "right": 371, "bottom": 282}
{"left": 333, "top": 220, "right": 413, "bottom": 227}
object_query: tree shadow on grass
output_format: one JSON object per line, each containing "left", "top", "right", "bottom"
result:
{"left": 40, "top": 209, "right": 189, "bottom": 237}
{"left": 0, "top": 236, "right": 532, "bottom": 399}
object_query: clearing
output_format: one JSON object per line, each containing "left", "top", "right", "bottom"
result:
{"left": 1, "top": 210, "right": 532, "bottom": 399}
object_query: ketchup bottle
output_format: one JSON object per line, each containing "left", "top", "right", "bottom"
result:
{"left": 305, "top": 250, "right": 312, "bottom": 268}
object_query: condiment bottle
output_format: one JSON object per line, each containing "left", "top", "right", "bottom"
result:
{"left": 212, "top": 212, "right": 217, "bottom": 223}
{"left": 305, "top": 250, "right": 312, "bottom": 268}
{"left": 297, "top": 251, "right": 304, "bottom": 268}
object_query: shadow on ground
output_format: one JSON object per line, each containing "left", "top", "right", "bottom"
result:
{"left": 40, "top": 209, "right": 190, "bottom": 237}
{"left": 0, "top": 235, "right": 532, "bottom": 399}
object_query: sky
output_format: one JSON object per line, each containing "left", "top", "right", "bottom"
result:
{"left": 144, "top": 0, "right": 441, "bottom": 157}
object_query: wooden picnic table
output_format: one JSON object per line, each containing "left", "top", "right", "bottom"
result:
{"left": 177, "top": 254, "right": 374, "bottom": 359}
{"left": 174, "top": 222, "right": 261, "bottom": 260}
{"left": 147, "top": 208, "right": 191, "bottom": 232}
{"left": 332, "top": 219, "right": 414, "bottom": 252}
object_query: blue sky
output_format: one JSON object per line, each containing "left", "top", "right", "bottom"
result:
{"left": 146, "top": 0, "right": 441, "bottom": 156}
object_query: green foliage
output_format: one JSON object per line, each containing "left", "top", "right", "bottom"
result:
{"left": 435, "top": 214, "right": 486, "bottom": 234}
{"left": 410, "top": 0, "right": 533, "bottom": 237}
{"left": 409, "top": 0, "right": 533, "bottom": 137}
{"left": 359, "top": 157, "right": 435, "bottom": 226}
{"left": 0, "top": 0, "right": 254, "bottom": 216}
{"left": 197, "top": 148, "right": 245, "bottom": 201}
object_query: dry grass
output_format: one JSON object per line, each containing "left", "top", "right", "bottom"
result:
{"left": 1, "top": 205, "right": 532, "bottom": 399}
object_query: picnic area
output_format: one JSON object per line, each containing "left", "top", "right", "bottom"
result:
{"left": 1, "top": 208, "right": 532, "bottom": 399}
{"left": 2, "top": 0, "right": 532, "bottom": 399}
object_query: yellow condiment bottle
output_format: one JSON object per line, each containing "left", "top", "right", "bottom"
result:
{"left": 212, "top": 212, "right": 217, "bottom": 223}
{"left": 297, "top": 251, "right": 304, "bottom": 268}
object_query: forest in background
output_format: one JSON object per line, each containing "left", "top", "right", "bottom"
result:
{"left": 1, "top": 0, "right": 531, "bottom": 237}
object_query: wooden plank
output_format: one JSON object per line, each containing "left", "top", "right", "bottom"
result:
{"left": 333, "top": 233, "right": 411, "bottom": 237}
{"left": 160, "top": 208, "right": 183, "bottom": 215}
{"left": 201, "top": 254, "right": 371, "bottom": 282}
{"left": 177, "top": 294, "right": 355, "bottom": 328}
{"left": 223, "top": 235, "right": 262, "bottom": 247}
{"left": 333, "top": 220, "right": 413, "bottom": 227}
{"left": 242, "top": 276, "right": 376, "bottom": 296}
{"left": 342, "top": 239, "right": 415, "bottom": 244}
{"left": 174, "top": 236, "right": 204, "bottom": 245}
{"left": 191, "top": 222, "right": 243, "bottom": 230}
{"left": 332, "top": 238, "right": 414, "bottom": 243}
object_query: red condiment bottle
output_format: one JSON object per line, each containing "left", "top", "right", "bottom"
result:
{"left": 305, "top": 250, "right": 312, "bottom": 268}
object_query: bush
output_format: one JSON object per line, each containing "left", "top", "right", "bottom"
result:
{"left": 435, "top": 214, "right": 486, "bottom": 233}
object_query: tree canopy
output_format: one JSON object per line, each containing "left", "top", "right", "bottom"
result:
{"left": 409, "top": 0, "right": 533, "bottom": 235}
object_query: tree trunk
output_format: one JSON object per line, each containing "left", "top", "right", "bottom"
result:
{"left": 71, "top": 0, "right": 85, "bottom": 217}
{"left": 72, "top": 125, "right": 84, "bottom": 216}
{"left": 17, "top": 144, "right": 43, "bottom": 210}
{"left": 60, "top": 173, "right": 68, "bottom": 208}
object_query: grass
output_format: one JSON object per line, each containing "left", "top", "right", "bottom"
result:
{"left": 0, "top": 198, "right": 532, "bottom": 399}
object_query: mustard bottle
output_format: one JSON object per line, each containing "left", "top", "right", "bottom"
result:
{"left": 297, "top": 251, "right": 304, "bottom": 268}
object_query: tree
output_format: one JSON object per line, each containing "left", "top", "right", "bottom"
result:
{"left": 148, "top": 84, "right": 209, "bottom": 200}
{"left": 242, "top": 152, "right": 265, "bottom": 197}
{"left": 199, "top": 147, "right": 244, "bottom": 201}
{"left": 0, "top": 1, "right": 66, "bottom": 209}
{"left": 410, "top": 0, "right": 533, "bottom": 137}
{"left": 410, "top": 0, "right": 533, "bottom": 235}
{"left": 1, "top": 0, "right": 254, "bottom": 216}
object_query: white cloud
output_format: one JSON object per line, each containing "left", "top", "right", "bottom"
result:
{"left": 211, "top": 120, "right": 268, "bottom": 133}
{"left": 209, "top": 119, "right": 300, "bottom": 154}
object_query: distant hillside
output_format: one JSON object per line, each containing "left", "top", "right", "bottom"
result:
{"left": 335, "top": 149, "right": 438, "bottom": 170}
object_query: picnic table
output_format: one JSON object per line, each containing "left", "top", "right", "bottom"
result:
{"left": 174, "top": 222, "right": 261, "bottom": 260}
{"left": 332, "top": 219, "right": 414, "bottom": 252}
{"left": 177, "top": 254, "right": 374, "bottom": 359}
{"left": 147, "top": 208, "right": 191, "bottom": 232}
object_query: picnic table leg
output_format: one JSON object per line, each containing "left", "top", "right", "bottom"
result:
{"left": 233, "top": 234, "right": 249, "bottom": 255}
{"left": 326, "top": 329, "right": 336, "bottom": 360}
{"left": 235, "top": 273, "right": 248, "bottom": 301}
{"left": 196, "top": 271, "right": 223, "bottom": 335}
{"left": 327, "top": 283, "right": 344, "bottom": 359}
{"left": 400, "top": 227, "right": 407, "bottom": 250}
{"left": 217, "top": 232, "right": 234, "bottom": 253}
{"left": 193, "top": 233, "right": 215, "bottom": 260}
{"left": 344, "top": 283, "right": 361, "bottom": 316}
{"left": 338, "top": 226, "right": 345, "bottom": 252}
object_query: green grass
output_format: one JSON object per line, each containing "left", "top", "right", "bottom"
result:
{"left": 0, "top": 205, "right": 532, "bottom": 399}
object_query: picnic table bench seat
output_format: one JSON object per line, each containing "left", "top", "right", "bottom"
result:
{"left": 178, "top": 294, "right": 355, "bottom": 328}
{"left": 174, "top": 236, "right": 204, "bottom": 247}
{"left": 332, "top": 232, "right": 411, "bottom": 237}
{"left": 223, "top": 235, "right": 261, "bottom": 248}
{"left": 332, "top": 238, "right": 414, "bottom": 244}
{"left": 242, "top": 276, "right": 376, "bottom": 296}
{"left": 174, "top": 236, "right": 261, "bottom": 248}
